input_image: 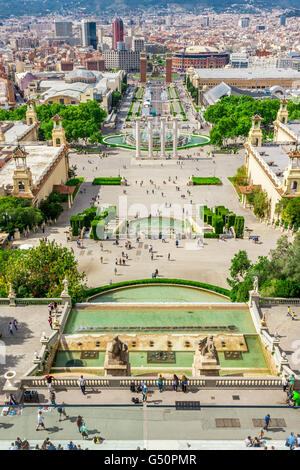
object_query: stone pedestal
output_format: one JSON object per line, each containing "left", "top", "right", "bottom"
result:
{"left": 104, "top": 336, "right": 131, "bottom": 376}
{"left": 104, "top": 356, "right": 131, "bottom": 376}
{"left": 192, "top": 355, "right": 221, "bottom": 377}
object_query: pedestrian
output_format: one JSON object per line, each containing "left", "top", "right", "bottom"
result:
{"left": 76, "top": 416, "right": 84, "bottom": 433}
{"left": 173, "top": 374, "right": 179, "bottom": 392}
{"left": 48, "top": 316, "right": 53, "bottom": 330}
{"left": 288, "top": 374, "right": 295, "bottom": 392}
{"left": 80, "top": 424, "right": 89, "bottom": 440}
{"left": 287, "top": 306, "right": 291, "bottom": 317}
{"left": 8, "top": 322, "right": 13, "bottom": 335}
{"left": 50, "top": 390, "right": 56, "bottom": 407}
{"left": 100, "top": 256, "right": 103, "bottom": 263}
{"left": 114, "top": 267, "right": 117, "bottom": 275}
{"left": 45, "top": 374, "right": 54, "bottom": 390}
{"left": 36, "top": 411, "right": 48, "bottom": 431}
{"left": 168, "top": 253, "right": 170, "bottom": 261}
{"left": 13, "top": 319, "right": 18, "bottom": 330}
{"left": 264, "top": 414, "right": 271, "bottom": 430}
{"left": 282, "top": 374, "right": 288, "bottom": 393}
{"left": 78, "top": 375, "right": 86, "bottom": 395}
{"left": 57, "top": 402, "right": 69, "bottom": 422}
{"left": 181, "top": 375, "right": 187, "bottom": 393}
{"left": 158, "top": 375, "right": 164, "bottom": 393}
{"left": 285, "top": 432, "right": 297, "bottom": 450}
{"left": 142, "top": 385, "right": 148, "bottom": 402}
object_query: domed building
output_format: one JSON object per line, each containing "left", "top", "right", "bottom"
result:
{"left": 173, "top": 46, "right": 229, "bottom": 71}
{"left": 65, "top": 67, "right": 97, "bottom": 84}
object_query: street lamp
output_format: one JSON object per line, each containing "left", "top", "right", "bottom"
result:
{"left": 3, "top": 212, "right": 11, "bottom": 232}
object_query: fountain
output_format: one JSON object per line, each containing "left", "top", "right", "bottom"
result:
{"left": 125, "top": 117, "right": 191, "bottom": 150}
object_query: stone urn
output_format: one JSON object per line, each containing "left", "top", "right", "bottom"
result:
{"left": 4, "top": 370, "right": 16, "bottom": 388}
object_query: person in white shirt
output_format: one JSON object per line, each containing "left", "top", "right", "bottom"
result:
{"left": 36, "top": 410, "right": 47, "bottom": 431}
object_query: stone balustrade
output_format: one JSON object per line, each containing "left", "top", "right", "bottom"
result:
{"left": 19, "top": 376, "right": 286, "bottom": 390}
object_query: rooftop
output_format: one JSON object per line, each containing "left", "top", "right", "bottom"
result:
{"left": 0, "top": 145, "right": 64, "bottom": 189}
{"left": 194, "top": 67, "right": 300, "bottom": 80}
{"left": 255, "top": 145, "right": 290, "bottom": 184}
{"left": 0, "top": 121, "right": 36, "bottom": 144}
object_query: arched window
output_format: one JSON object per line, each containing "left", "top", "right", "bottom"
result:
{"left": 291, "top": 181, "right": 298, "bottom": 191}
{"left": 56, "top": 138, "right": 61, "bottom": 145}
{"left": 18, "top": 181, "right": 25, "bottom": 191}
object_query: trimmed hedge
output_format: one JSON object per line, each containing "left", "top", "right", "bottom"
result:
{"left": 84, "top": 278, "right": 231, "bottom": 300}
{"left": 192, "top": 177, "right": 222, "bottom": 185}
{"left": 92, "top": 178, "right": 122, "bottom": 185}
{"left": 204, "top": 233, "right": 220, "bottom": 239}
{"left": 234, "top": 216, "right": 245, "bottom": 238}
{"left": 201, "top": 205, "right": 244, "bottom": 238}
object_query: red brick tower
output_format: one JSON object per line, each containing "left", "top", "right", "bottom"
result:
{"left": 166, "top": 53, "right": 172, "bottom": 84}
{"left": 140, "top": 52, "right": 147, "bottom": 84}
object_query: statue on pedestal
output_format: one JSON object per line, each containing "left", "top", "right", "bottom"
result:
{"left": 192, "top": 335, "right": 220, "bottom": 377}
{"left": 197, "top": 335, "right": 217, "bottom": 360}
{"left": 107, "top": 336, "right": 129, "bottom": 365}
{"left": 61, "top": 278, "right": 68, "bottom": 295}
{"left": 253, "top": 276, "right": 259, "bottom": 294}
{"left": 104, "top": 336, "right": 131, "bottom": 376}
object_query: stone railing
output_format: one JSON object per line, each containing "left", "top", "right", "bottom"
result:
{"left": 19, "top": 376, "right": 286, "bottom": 390}
{"left": 249, "top": 292, "right": 299, "bottom": 378}
{"left": 259, "top": 297, "right": 300, "bottom": 306}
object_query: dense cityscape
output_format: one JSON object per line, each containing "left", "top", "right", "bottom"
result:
{"left": 0, "top": 0, "right": 299, "bottom": 456}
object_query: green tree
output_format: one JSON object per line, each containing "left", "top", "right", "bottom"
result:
{"left": 0, "top": 240, "right": 86, "bottom": 301}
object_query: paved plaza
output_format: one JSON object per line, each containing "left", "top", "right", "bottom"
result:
{"left": 262, "top": 305, "right": 300, "bottom": 376}
{"left": 0, "top": 305, "right": 50, "bottom": 393}
{"left": 0, "top": 402, "right": 299, "bottom": 450}
{"left": 10, "top": 147, "right": 288, "bottom": 289}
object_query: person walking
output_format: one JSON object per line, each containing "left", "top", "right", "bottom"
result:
{"left": 76, "top": 415, "right": 84, "bottom": 433}
{"left": 181, "top": 375, "right": 187, "bottom": 393}
{"left": 50, "top": 390, "right": 56, "bottom": 407}
{"left": 142, "top": 385, "right": 148, "bottom": 402}
{"left": 48, "top": 315, "right": 53, "bottom": 330}
{"left": 80, "top": 424, "right": 89, "bottom": 440}
{"left": 282, "top": 374, "right": 288, "bottom": 393}
{"left": 45, "top": 374, "right": 54, "bottom": 390}
{"left": 158, "top": 375, "right": 164, "bottom": 393}
{"left": 173, "top": 374, "right": 179, "bottom": 392}
{"left": 36, "top": 411, "right": 48, "bottom": 431}
{"left": 57, "top": 402, "right": 69, "bottom": 422}
{"left": 8, "top": 322, "right": 13, "bottom": 335}
{"left": 264, "top": 414, "right": 271, "bottom": 430}
{"left": 78, "top": 376, "right": 86, "bottom": 395}
{"left": 168, "top": 253, "right": 170, "bottom": 261}
{"left": 13, "top": 319, "right": 18, "bottom": 331}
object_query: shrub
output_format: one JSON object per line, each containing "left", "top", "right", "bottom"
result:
{"left": 234, "top": 216, "right": 245, "bottom": 238}
{"left": 204, "top": 233, "right": 220, "bottom": 238}
{"left": 92, "top": 178, "right": 122, "bottom": 185}
{"left": 212, "top": 215, "right": 224, "bottom": 235}
{"left": 192, "top": 177, "right": 222, "bottom": 185}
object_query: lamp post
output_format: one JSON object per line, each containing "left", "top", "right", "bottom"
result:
{"left": 3, "top": 212, "right": 11, "bottom": 233}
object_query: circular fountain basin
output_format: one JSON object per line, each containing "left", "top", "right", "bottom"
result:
{"left": 102, "top": 133, "right": 210, "bottom": 150}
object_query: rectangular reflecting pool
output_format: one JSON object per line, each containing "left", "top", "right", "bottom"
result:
{"left": 64, "top": 306, "right": 256, "bottom": 335}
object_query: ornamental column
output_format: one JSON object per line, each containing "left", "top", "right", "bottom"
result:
{"left": 148, "top": 117, "right": 153, "bottom": 158}
{"left": 172, "top": 116, "right": 178, "bottom": 158}
{"left": 136, "top": 117, "right": 141, "bottom": 159}
{"left": 160, "top": 117, "right": 166, "bottom": 158}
